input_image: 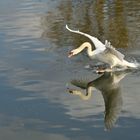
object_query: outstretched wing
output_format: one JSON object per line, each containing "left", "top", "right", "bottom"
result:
{"left": 66, "top": 25, "right": 105, "bottom": 50}
{"left": 103, "top": 88, "right": 122, "bottom": 130}
{"left": 71, "top": 79, "right": 88, "bottom": 89}
{"left": 105, "top": 40, "right": 125, "bottom": 61}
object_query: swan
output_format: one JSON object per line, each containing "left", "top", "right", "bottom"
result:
{"left": 66, "top": 25, "right": 138, "bottom": 71}
{"left": 68, "top": 71, "right": 130, "bottom": 130}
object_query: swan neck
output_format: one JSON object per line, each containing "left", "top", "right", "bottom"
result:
{"left": 77, "top": 42, "right": 93, "bottom": 56}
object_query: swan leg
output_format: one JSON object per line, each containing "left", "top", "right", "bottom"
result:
{"left": 96, "top": 66, "right": 112, "bottom": 74}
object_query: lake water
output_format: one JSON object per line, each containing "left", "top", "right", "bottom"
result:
{"left": 0, "top": 0, "right": 140, "bottom": 140}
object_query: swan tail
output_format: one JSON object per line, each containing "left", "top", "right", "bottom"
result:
{"left": 123, "top": 60, "right": 139, "bottom": 69}
{"left": 66, "top": 25, "right": 105, "bottom": 49}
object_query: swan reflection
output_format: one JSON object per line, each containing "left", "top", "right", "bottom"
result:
{"left": 68, "top": 71, "right": 130, "bottom": 130}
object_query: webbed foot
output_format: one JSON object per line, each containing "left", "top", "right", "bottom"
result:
{"left": 96, "top": 67, "right": 112, "bottom": 74}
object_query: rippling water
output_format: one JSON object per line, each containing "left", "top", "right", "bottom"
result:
{"left": 0, "top": 0, "right": 140, "bottom": 140}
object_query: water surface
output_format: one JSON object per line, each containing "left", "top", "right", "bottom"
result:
{"left": 0, "top": 0, "right": 140, "bottom": 140}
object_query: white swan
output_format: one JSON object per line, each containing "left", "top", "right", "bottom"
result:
{"left": 66, "top": 25, "right": 138, "bottom": 70}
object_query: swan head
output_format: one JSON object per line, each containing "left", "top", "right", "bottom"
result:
{"left": 68, "top": 49, "right": 80, "bottom": 58}
{"left": 68, "top": 42, "right": 93, "bottom": 58}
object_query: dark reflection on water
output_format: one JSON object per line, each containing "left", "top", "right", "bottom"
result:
{"left": 0, "top": 0, "right": 140, "bottom": 140}
{"left": 68, "top": 71, "right": 131, "bottom": 130}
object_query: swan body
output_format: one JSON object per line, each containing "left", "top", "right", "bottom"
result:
{"left": 66, "top": 25, "right": 138, "bottom": 69}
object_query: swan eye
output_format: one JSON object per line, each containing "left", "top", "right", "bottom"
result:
{"left": 68, "top": 51, "right": 74, "bottom": 58}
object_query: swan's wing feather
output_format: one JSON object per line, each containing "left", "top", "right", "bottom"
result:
{"left": 105, "top": 109, "right": 119, "bottom": 130}
{"left": 66, "top": 25, "right": 106, "bottom": 50}
{"left": 103, "top": 88, "right": 122, "bottom": 130}
{"left": 105, "top": 40, "right": 125, "bottom": 61}
{"left": 71, "top": 79, "right": 88, "bottom": 89}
